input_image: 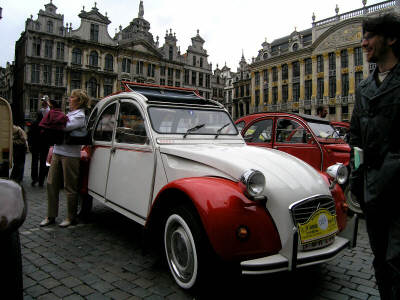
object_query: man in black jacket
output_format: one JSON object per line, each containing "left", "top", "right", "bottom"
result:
{"left": 350, "top": 13, "right": 400, "bottom": 299}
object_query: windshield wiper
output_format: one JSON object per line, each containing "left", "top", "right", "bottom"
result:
{"left": 214, "top": 123, "right": 230, "bottom": 139}
{"left": 183, "top": 123, "right": 205, "bottom": 138}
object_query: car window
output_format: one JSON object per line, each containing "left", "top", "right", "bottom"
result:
{"left": 308, "top": 122, "right": 341, "bottom": 140}
{"left": 276, "top": 118, "right": 309, "bottom": 144}
{"left": 93, "top": 103, "right": 116, "bottom": 142}
{"left": 116, "top": 102, "right": 147, "bottom": 144}
{"left": 243, "top": 119, "right": 273, "bottom": 143}
{"left": 87, "top": 107, "right": 98, "bottom": 131}
{"left": 236, "top": 121, "right": 245, "bottom": 133}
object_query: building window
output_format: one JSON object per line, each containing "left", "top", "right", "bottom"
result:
{"left": 55, "top": 66, "right": 63, "bottom": 86}
{"left": 122, "top": 58, "right": 131, "bottom": 73}
{"left": 90, "top": 24, "right": 99, "bottom": 42}
{"left": 255, "top": 90, "right": 260, "bottom": 109}
{"left": 329, "top": 76, "right": 336, "bottom": 98}
{"left": 282, "top": 64, "right": 288, "bottom": 80}
{"left": 342, "top": 73, "right": 349, "bottom": 97}
{"left": 263, "top": 69, "right": 269, "bottom": 83}
{"left": 147, "top": 64, "right": 155, "bottom": 77}
{"left": 104, "top": 78, "right": 113, "bottom": 96}
{"left": 71, "top": 72, "right": 81, "bottom": 90}
{"left": 317, "top": 78, "right": 324, "bottom": 99}
{"left": 193, "top": 55, "right": 196, "bottom": 66}
{"left": 56, "top": 42, "right": 64, "bottom": 60}
{"left": 263, "top": 87, "right": 269, "bottom": 104}
{"left": 206, "top": 74, "right": 210, "bottom": 88}
{"left": 282, "top": 85, "right": 288, "bottom": 102}
{"left": 167, "top": 67, "right": 173, "bottom": 79}
{"left": 317, "top": 55, "right": 324, "bottom": 73}
{"left": 47, "top": 21, "right": 53, "bottom": 33}
{"left": 136, "top": 61, "right": 144, "bottom": 74}
{"left": 255, "top": 72, "right": 260, "bottom": 85}
{"left": 32, "top": 38, "right": 41, "bottom": 56}
{"left": 43, "top": 65, "right": 52, "bottom": 85}
{"left": 191, "top": 71, "right": 197, "bottom": 85}
{"left": 355, "top": 71, "right": 363, "bottom": 89}
{"left": 160, "top": 66, "right": 166, "bottom": 76}
{"left": 354, "top": 47, "right": 363, "bottom": 66}
{"left": 292, "top": 43, "right": 298, "bottom": 51}
{"left": 169, "top": 46, "right": 173, "bottom": 60}
{"left": 88, "top": 77, "right": 97, "bottom": 97}
{"left": 44, "top": 40, "right": 53, "bottom": 58}
{"left": 329, "top": 106, "right": 336, "bottom": 115}
{"left": 72, "top": 48, "right": 82, "bottom": 65}
{"left": 160, "top": 78, "right": 165, "bottom": 85}
{"left": 105, "top": 54, "right": 113, "bottom": 71}
{"left": 29, "top": 94, "right": 39, "bottom": 113}
{"left": 167, "top": 80, "right": 173, "bottom": 86}
{"left": 199, "top": 72, "right": 203, "bottom": 87}
{"left": 341, "top": 49, "right": 348, "bottom": 68}
{"left": 175, "top": 69, "right": 181, "bottom": 80}
{"left": 293, "top": 83, "right": 300, "bottom": 102}
{"left": 184, "top": 69, "right": 189, "bottom": 84}
{"left": 305, "top": 58, "right": 312, "bottom": 75}
{"left": 272, "top": 87, "right": 278, "bottom": 104}
{"left": 305, "top": 80, "right": 312, "bottom": 100}
{"left": 272, "top": 67, "right": 278, "bottom": 81}
{"left": 89, "top": 51, "right": 98, "bottom": 66}
{"left": 200, "top": 57, "right": 203, "bottom": 68}
{"left": 292, "top": 61, "right": 300, "bottom": 78}
{"left": 31, "top": 64, "right": 40, "bottom": 84}
{"left": 328, "top": 52, "right": 336, "bottom": 70}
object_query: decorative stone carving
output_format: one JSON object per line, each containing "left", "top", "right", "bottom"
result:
{"left": 315, "top": 24, "right": 362, "bottom": 52}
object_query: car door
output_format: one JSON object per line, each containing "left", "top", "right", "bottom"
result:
{"left": 274, "top": 117, "right": 322, "bottom": 170}
{"left": 88, "top": 102, "right": 117, "bottom": 198}
{"left": 105, "top": 99, "right": 155, "bottom": 222}
{"left": 242, "top": 118, "right": 274, "bottom": 149}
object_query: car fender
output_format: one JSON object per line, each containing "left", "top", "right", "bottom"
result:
{"left": 148, "top": 176, "right": 282, "bottom": 261}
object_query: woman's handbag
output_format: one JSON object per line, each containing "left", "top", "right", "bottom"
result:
{"left": 65, "top": 127, "right": 91, "bottom": 145}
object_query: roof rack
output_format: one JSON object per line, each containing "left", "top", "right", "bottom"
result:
{"left": 121, "top": 81, "right": 220, "bottom": 107}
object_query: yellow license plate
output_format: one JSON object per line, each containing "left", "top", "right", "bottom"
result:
{"left": 298, "top": 209, "right": 338, "bottom": 244}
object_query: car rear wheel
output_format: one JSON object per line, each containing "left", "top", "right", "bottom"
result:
{"left": 164, "top": 205, "right": 206, "bottom": 290}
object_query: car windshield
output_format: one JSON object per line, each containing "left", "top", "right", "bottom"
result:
{"left": 307, "top": 121, "right": 341, "bottom": 141}
{"left": 148, "top": 106, "right": 238, "bottom": 136}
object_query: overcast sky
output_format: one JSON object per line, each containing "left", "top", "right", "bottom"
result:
{"left": 0, "top": 0, "right": 381, "bottom": 70}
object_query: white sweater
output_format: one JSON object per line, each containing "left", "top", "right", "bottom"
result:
{"left": 53, "top": 109, "right": 85, "bottom": 158}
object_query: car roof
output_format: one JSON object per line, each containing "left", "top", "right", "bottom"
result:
{"left": 236, "top": 112, "right": 331, "bottom": 125}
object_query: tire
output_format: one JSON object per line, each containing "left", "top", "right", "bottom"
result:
{"left": 78, "top": 194, "right": 93, "bottom": 219}
{"left": 163, "top": 205, "right": 208, "bottom": 290}
{"left": 345, "top": 185, "right": 363, "bottom": 215}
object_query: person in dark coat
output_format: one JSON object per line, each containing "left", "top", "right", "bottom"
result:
{"left": 349, "top": 13, "right": 400, "bottom": 300}
{"left": 28, "top": 100, "right": 50, "bottom": 187}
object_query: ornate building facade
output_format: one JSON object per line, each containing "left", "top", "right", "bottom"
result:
{"left": 12, "top": 1, "right": 214, "bottom": 123}
{"left": 250, "top": 0, "right": 400, "bottom": 122}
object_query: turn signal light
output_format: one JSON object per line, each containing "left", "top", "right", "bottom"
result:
{"left": 237, "top": 226, "right": 249, "bottom": 241}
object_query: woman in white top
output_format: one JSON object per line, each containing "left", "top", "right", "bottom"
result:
{"left": 40, "top": 89, "right": 91, "bottom": 228}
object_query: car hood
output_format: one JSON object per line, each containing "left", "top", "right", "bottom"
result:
{"left": 160, "top": 143, "right": 331, "bottom": 246}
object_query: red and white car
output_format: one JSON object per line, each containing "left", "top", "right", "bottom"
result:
{"left": 79, "top": 82, "right": 357, "bottom": 290}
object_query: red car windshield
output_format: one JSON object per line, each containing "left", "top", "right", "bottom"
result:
{"left": 307, "top": 121, "right": 342, "bottom": 142}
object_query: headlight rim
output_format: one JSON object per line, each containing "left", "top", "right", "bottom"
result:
{"left": 240, "top": 169, "right": 266, "bottom": 199}
{"left": 326, "top": 163, "right": 348, "bottom": 185}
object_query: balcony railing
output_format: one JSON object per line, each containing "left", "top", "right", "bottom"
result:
{"left": 313, "top": 0, "right": 396, "bottom": 27}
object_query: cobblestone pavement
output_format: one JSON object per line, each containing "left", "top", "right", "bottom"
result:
{"left": 19, "top": 154, "right": 380, "bottom": 300}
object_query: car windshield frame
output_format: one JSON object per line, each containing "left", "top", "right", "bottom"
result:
{"left": 148, "top": 105, "right": 238, "bottom": 136}
{"left": 307, "top": 121, "right": 342, "bottom": 142}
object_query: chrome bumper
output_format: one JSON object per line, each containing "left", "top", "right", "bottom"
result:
{"left": 241, "top": 214, "right": 359, "bottom": 275}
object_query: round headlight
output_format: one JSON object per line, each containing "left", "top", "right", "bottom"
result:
{"left": 240, "top": 169, "right": 266, "bottom": 198}
{"left": 326, "top": 163, "right": 348, "bottom": 185}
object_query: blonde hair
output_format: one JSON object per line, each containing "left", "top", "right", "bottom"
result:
{"left": 71, "top": 89, "right": 91, "bottom": 110}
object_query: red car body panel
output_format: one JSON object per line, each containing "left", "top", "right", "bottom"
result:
{"left": 150, "top": 177, "right": 282, "bottom": 261}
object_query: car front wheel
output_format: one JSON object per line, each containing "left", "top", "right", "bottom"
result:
{"left": 345, "top": 185, "right": 363, "bottom": 215}
{"left": 164, "top": 205, "right": 205, "bottom": 290}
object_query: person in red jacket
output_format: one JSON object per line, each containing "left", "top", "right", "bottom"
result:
{"left": 39, "top": 99, "right": 69, "bottom": 147}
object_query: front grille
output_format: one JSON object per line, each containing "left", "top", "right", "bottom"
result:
{"left": 289, "top": 195, "right": 336, "bottom": 226}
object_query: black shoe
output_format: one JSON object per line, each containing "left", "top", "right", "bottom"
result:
{"left": 31, "top": 180, "right": 38, "bottom": 187}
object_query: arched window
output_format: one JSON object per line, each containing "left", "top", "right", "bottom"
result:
{"left": 105, "top": 54, "right": 113, "bottom": 71}
{"left": 292, "top": 43, "right": 298, "bottom": 51}
{"left": 89, "top": 51, "right": 98, "bottom": 66}
{"left": 72, "top": 48, "right": 82, "bottom": 65}
{"left": 169, "top": 46, "right": 173, "bottom": 60}
{"left": 88, "top": 77, "right": 98, "bottom": 97}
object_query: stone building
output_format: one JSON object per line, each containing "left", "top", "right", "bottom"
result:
{"left": 250, "top": 0, "right": 400, "bottom": 122}
{"left": 12, "top": 0, "right": 214, "bottom": 123}
{"left": 231, "top": 53, "right": 251, "bottom": 120}
{"left": 0, "top": 62, "right": 14, "bottom": 103}
{"left": 211, "top": 65, "right": 225, "bottom": 105}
